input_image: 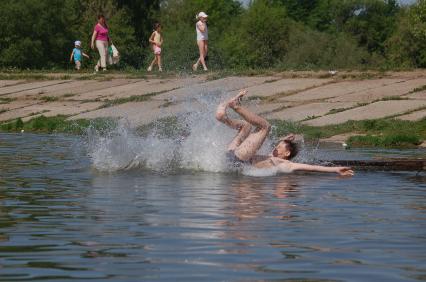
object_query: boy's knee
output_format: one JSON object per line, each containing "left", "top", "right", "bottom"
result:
{"left": 240, "top": 122, "right": 252, "bottom": 132}
{"left": 216, "top": 111, "right": 225, "bottom": 121}
{"left": 242, "top": 121, "right": 251, "bottom": 129}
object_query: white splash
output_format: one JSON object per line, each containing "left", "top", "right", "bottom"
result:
{"left": 84, "top": 88, "right": 315, "bottom": 175}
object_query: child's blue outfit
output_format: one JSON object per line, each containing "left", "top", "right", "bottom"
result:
{"left": 73, "top": 48, "right": 82, "bottom": 62}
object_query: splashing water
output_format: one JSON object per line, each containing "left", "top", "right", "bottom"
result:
{"left": 84, "top": 87, "right": 314, "bottom": 175}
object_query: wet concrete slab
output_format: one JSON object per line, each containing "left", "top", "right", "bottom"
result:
{"left": 304, "top": 100, "right": 426, "bottom": 126}
{"left": 69, "top": 100, "right": 172, "bottom": 126}
{"left": 4, "top": 79, "right": 139, "bottom": 100}
{"left": 0, "top": 80, "right": 25, "bottom": 88}
{"left": 246, "top": 102, "right": 287, "bottom": 115}
{"left": 0, "top": 100, "right": 40, "bottom": 112}
{"left": 403, "top": 90, "right": 426, "bottom": 100}
{"left": 153, "top": 76, "right": 275, "bottom": 102}
{"left": 0, "top": 80, "right": 72, "bottom": 96}
{"left": 265, "top": 102, "right": 356, "bottom": 121}
{"left": 279, "top": 79, "right": 404, "bottom": 102}
{"left": 70, "top": 77, "right": 203, "bottom": 101}
{"left": 0, "top": 101, "right": 102, "bottom": 122}
{"left": 329, "top": 78, "right": 426, "bottom": 102}
{"left": 397, "top": 109, "right": 426, "bottom": 121}
{"left": 239, "top": 78, "right": 332, "bottom": 98}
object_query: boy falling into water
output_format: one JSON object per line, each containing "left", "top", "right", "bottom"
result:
{"left": 147, "top": 23, "right": 163, "bottom": 72}
{"left": 69, "top": 41, "right": 90, "bottom": 70}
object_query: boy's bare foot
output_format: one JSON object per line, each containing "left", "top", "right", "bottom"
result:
{"left": 192, "top": 64, "right": 197, "bottom": 71}
{"left": 215, "top": 102, "right": 227, "bottom": 121}
{"left": 228, "top": 89, "right": 248, "bottom": 108}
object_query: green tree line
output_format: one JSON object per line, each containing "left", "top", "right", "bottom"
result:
{"left": 0, "top": 0, "right": 425, "bottom": 70}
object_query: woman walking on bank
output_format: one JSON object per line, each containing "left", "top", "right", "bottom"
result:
{"left": 192, "top": 12, "right": 208, "bottom": 71}
{"left": 91, "top": 15, "right": 111, "bottom": 72}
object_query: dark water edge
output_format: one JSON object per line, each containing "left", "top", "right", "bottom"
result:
{"left": 0, "top": 133, "right": 425, "bottom": 282}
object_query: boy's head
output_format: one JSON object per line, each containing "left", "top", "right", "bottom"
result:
{"left": 74, "top": 41, "right": 81, "bottom": 48}
{"left": 153, "top": 23, "right": 161, "bottom": 31}
{"left": 272, "top": 134, "right": 299, "bottom": 160}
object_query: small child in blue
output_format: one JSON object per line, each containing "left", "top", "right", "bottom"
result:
{"left": 70, "top": 41, "right": 89, "bottom": 70}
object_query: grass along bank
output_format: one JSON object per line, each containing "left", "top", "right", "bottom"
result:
{"left": 1, "top": 115, "right": 425, "bottom": 149}
{"left": 272, "top": 118, "right": 426, "bottom": 148}
{"left": 0, "top": 115, "right": 117, "bottom": 135}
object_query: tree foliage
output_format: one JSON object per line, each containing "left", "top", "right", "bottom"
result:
{"left": 0, "top": 0, "right": 423, "bottom": 70}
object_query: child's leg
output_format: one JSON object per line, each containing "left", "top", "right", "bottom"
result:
{"left": 148, "top": 56, "right": 157, "bottom": 71}
{"left": 157, "top": 54, "right": 162, "bottom": 71}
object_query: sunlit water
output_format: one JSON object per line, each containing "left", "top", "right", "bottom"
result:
{"left": 1, "top": 131, "right": 425, "bottom": 282}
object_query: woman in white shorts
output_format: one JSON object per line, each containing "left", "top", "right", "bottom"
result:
{"left": 192, "top": 12, "right": 208, "bottom": 71}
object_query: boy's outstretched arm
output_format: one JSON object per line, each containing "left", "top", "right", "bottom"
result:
{"left": 282, "top": 162, "right": 354, "bottom": 176}
{"left": 82, "top": 52, "right": 90, "bottom": 59}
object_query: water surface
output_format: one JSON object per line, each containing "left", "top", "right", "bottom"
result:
{"left": 0, "top": 133, "right": 425, "bottom": 281}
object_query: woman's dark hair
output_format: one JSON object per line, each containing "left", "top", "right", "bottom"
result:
{"left": 284, "top": 140, "right": 298, "bottom": 160}
{"left": 97, "top": 14, "right": 107, "bottom": 28}
{"left": 153, "top": 22, "right": 161, "bottom": 30}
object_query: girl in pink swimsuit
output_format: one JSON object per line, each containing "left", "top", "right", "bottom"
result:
{"left": 147, "top": 23, "right": 163, "bottom": 72}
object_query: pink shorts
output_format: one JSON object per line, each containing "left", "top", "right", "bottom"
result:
{"left": 154, "top": 45, "right": 161, "bottom": 55}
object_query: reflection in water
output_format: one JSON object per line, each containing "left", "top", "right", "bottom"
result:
{"left": 0, "top": 133, "right": 425, "bottom": 281}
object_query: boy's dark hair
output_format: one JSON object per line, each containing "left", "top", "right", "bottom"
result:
{"left": 98, "top": 14, "right": 105, "bottom": 20}
{"left": 153, "top": 22, "right": 161, "bottom": 30}
{"left": 284, "top": 140, "right": 298, "bottom": 160}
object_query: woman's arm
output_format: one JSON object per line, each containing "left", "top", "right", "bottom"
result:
{"left": 281, "top": 162, "right": 354, "bottom": 176}
{"left": 91, "top": 30, "right": 97, "bottom": 50}
{"left": 197, "top": 22, "right": 206, "bottom": 32}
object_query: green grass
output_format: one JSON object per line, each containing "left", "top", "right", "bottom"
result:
{"left": 40, "top": 96, "right": 59, "bottom": 102}
{"left": 347, "top": 134, "right": 421, "bottom": 148}
{"left": 374, "top": 96, "right": 409, "bottom": 102}
{"left": 99, "top": 88, "right": 177, "bottom": 108}
{"left": 62, "top": 93, "right": 76, "bottom": 98}
{"left": 136, "top": 116, "right": 187, "bottom": 138}
{"left": 410, "top": 84, "right": 426, "bottom": 93}
{"left": 0, "top": 115, "right": 116, "bottom": 134}
{"left": 0, "top": 97, "right": 15, "bottom": 104}
{"left": 1, "top": 114, "right": 424, "bottom": 148}
{"left": 272, "top": 117, "right": 426, "bottom": 148}
{"left": 325, "top": 107, "right": 349, "bottom": 115}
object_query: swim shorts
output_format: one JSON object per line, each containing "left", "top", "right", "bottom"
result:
{"left": 226, "top": 150, "right": 249, "bottom": 168}
{"left": 154, "top": 45, "right": 161, "bottom": 55}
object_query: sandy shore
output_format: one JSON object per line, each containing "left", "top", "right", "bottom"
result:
{"left": 1, "top": 70, "right": 425, "bottom": 137}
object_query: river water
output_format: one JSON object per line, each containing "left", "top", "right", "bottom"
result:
{"left": 0, "top": 132, "right": 425, "bottom": 282}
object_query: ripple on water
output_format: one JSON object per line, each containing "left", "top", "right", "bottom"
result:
{"left": 0, "top": 132, "right": 425, "bottom": 281}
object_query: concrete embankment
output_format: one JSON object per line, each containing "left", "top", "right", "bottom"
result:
{"left": 1, "top": 71, "right": 425, "bottom": 137}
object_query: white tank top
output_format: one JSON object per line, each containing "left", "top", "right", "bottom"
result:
{"left": 196, "top": 21, "right": 208, "bottom": 41}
